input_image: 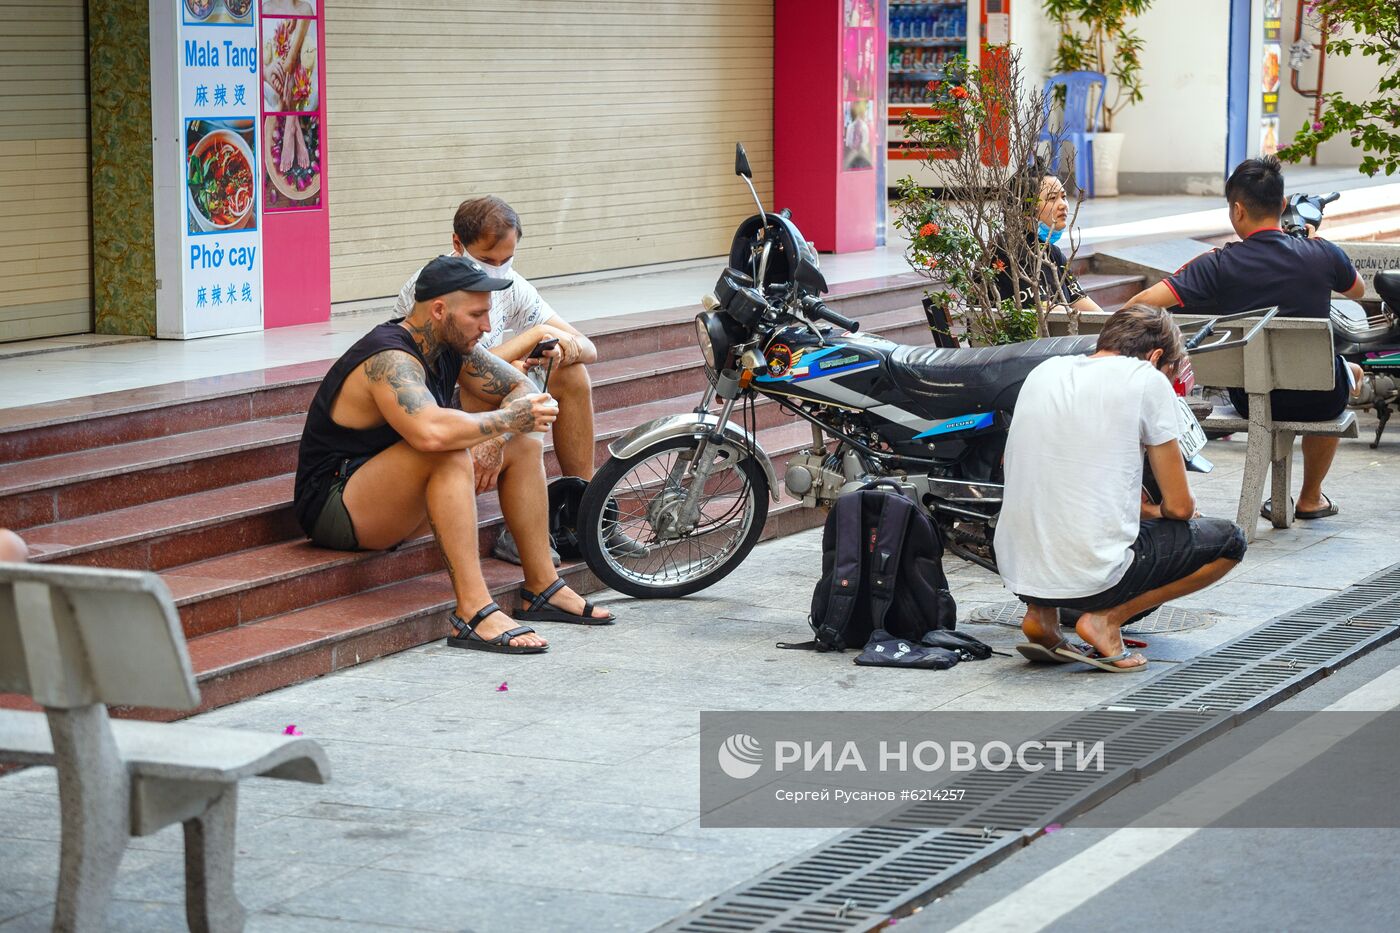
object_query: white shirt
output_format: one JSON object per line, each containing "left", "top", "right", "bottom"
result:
{"left": 394, "top": 258, "right": 559, "bottom": 352}
{"left": 993, "top": 354, "right": 1182, "bottom": 600}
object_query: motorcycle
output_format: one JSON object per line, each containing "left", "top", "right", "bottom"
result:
{"left": 576, "top": 144, "right": 1214, "bottom": 599}
{"left": 1293, "top": 193, "right": 1400, "bottom": 448}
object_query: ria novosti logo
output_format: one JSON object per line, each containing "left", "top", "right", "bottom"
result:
{"left": 717, "top": 733, "right": 764, "bottom": 779}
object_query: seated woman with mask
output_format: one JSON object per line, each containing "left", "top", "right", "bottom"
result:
{"left": 992, "top": 173, "right": 1102, "bottom": 314}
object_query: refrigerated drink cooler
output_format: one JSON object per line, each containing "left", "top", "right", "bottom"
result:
{"left": 887, "top": 0, "right": 1003, "bottom": 189}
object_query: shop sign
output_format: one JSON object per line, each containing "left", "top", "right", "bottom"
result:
{"left": 1260, "top": 0, "right": 1283, "bottom": 155}
{"left": 155, "top": 0, "right": 264, "bottom": 338}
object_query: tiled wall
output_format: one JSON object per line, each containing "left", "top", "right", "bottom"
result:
{"left": 89, "top": 0, "right": 156, "bottom": 336}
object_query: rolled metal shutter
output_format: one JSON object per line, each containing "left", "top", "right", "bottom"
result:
{"left": 0, "top": 1, "right": 91, "bottom": 341}
{"left": 325, "top": 0, "right": 774, "bottom": 303}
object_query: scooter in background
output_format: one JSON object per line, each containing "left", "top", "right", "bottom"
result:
{"left": 1283, "top": 192, "right": 1400, "bottom": 448}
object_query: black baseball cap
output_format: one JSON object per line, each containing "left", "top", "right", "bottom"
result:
{"left": 414, "top": 255, "right": 512, "bottom": 302}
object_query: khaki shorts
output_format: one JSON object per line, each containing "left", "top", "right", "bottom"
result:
{"left": 308, "top": 458, "right": 364, "bottom": 551}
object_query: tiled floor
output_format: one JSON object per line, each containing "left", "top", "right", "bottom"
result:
{"left": 3, "top": 418, "right": 1399, "bottom": 931}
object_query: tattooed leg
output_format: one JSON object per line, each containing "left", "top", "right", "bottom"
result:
{"left": 342, "top": 440, "right": 547, "bottom": 649}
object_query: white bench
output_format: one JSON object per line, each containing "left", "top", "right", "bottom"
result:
{"left": 1045, "top": 310, "right": 1357, "bottom": 540}
{"left": 0, "top": 562, "right": 330, "bottom": 933}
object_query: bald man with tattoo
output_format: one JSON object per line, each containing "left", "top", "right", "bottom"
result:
{"left": 293, "top": 256, "right": 615, "bottom": 655}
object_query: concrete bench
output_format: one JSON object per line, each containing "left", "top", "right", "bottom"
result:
{"left": 0, "top": 561, "right": 330, "bottom": 933}
{"left": 1045, "top": 310, "right": 1356, "bottom": 540}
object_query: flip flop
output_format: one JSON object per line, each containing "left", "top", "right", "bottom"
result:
{"left": 1016, "top": 638, "right": 1094, "bottom": 665}
{"left": 446, "top": 603, "right": 547, "bottom": 654}
{"left": 1296, "top": 495, "right": 1339, "bottom": 520}
{"left": 517, "top": 578, "right": 615, "bottom": 626}
{"left": 1053, "top": 644, "right": 1149, "bottom": 673}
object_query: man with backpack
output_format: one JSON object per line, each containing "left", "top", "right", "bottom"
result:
{"left": 994, "top": 306, "right": 1248, "bottom": 672}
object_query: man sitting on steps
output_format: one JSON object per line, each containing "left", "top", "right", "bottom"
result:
{"left": 394, "top": 196, "right": 644, "bottom": 564}
{"left": 293, "top": 255, "right": 615, "bottom": 656}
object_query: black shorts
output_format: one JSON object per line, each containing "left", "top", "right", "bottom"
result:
{"left": 1228, "top": 355, "right": 1348, "bottom": 423}
{"left": 1019, "top": 517, "right": 1247, "bottom": 623}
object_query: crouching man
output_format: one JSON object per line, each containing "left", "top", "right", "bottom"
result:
{"left": 294, "top": 256, "right": 614, "bottom": 656}
{"left": 994, "top": 305, "right": 1246, "bottom": 672}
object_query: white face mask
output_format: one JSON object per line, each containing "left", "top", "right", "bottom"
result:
{"left": 470, "top": 255, "right": 512, "bottom": 278}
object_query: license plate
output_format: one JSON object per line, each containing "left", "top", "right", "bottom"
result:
{"left": 1177, "top": 397, "right": 1208, "bottom": 460}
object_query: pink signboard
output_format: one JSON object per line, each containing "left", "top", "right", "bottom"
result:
{"left": 259, "top": 0, "right": 329, "bottom": 327}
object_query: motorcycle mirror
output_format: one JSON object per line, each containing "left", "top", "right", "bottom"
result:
{"left": 1298, "top": 203, "right": 1322, "bottom": 223}
{"left": 735, "top": 143, "right": 753, "bottom": 179}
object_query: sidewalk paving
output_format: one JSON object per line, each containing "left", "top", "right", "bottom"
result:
{"left": 3, "top": 414, "right": 1400, "bottom": 931}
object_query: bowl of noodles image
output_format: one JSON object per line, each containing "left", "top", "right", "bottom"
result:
{"left": 187, "top": 128, "right": 256, "bottom": 233}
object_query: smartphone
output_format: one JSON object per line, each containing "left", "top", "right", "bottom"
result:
{"left": 528, "top": 336, "right": 560, "bottom": 359}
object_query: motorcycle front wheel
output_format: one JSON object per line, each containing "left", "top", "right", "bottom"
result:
{"left": 578, "top": 435, "right": 770, "bottom": 598}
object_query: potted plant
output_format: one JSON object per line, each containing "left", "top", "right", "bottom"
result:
{"left": 1043, "top": 0, "right": 1152, "bottom": 196}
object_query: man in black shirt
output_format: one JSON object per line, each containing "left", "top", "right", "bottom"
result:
{"left": 1125, "top": 156, "right": 1365, "bottom": 520}
{"left": 293, "top": 256, "right": 615, "bottom": 656}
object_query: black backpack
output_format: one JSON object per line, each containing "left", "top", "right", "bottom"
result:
{"left": 795, "top": 482, "right": 957, "bottom": 651}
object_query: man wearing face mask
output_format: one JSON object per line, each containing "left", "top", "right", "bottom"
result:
{"left": 395, "top": 196, "right": 641, "bottom": 564}
{"left": 992, "top": 172, "right": 1103, "bottom": 315}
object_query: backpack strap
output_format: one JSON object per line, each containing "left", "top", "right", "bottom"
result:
{"left": 868, "top": 491, "right": 913, "bottom": 634}
{"left": 812, "top": 491, "right": 865, "bottom": 648}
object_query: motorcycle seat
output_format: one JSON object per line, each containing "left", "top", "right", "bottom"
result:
{"left": 1377, "top": 269, "right": 1400, "bottom": 309}
{"left": 890, "top": 336, "right": 1097, "bottom": 412}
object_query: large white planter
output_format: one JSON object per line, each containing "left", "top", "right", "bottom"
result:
{"left": 1089, "top": 131, "right": 1125, "bottom": 198}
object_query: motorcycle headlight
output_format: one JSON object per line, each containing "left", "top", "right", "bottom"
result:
{"left": 695, "top": 313, "right": 718, "bottom": 370}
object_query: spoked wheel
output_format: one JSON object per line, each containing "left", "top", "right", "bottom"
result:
{"left": 578, "top": 436, "right": 770, "bottom": 598}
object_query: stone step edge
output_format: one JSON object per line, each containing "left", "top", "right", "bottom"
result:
{"left": 184, "top": 499, "right": 826, "bottom": 716}
{"left": 0, "top": 272, "right": 932, "bottom": 439}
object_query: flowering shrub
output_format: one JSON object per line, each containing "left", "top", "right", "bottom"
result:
{"left": 894, "top": 51, "right": 1078, "bottom": 345}
{"left": 1278, "top": 0, "right": 1399, "bottom": 176}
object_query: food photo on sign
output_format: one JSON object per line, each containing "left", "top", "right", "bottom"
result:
{"left": 262, "top": 17, "right": 319, "bottom": 112}
{"left": 262, "top": 0, "right": 316, "bottom": 13}
{"left": 186, "top": 118, "right": 258, "bottom": 234}
{"left": 185, "top": 0, "right": 254, "bottom": 25}
{"left": 263, "top": 113, "right": 321, "bottom": 209}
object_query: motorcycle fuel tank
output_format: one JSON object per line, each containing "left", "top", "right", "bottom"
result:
{"left": 753, "top": 327, "right": 894, "bottom": 409}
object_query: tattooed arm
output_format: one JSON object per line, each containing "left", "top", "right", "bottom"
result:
{"left": 362, "top": 350, "right": 554, "bottom": 452}
{"left": 457, "top": 345, "right": 530, "bottom": 408}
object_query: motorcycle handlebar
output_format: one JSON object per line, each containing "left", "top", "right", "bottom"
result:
{"left": 801, "top": 297, "right": 860, "bottom": 333}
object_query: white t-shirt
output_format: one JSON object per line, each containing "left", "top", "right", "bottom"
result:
{"left": 993, "top": 354, "right": 1182, "bottom": 600}
{"left": 394, "top": 258, "right": 558, "bottom": 352}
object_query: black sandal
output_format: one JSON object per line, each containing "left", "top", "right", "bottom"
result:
{"left": 446, "top": 602, "right": 547, "bottom": 654}
{"left": 516, "top": 579, "right": 615, "bottom": 626}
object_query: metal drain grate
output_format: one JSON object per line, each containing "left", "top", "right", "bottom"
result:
{"left": 668, "top": 899, "right": 884, "bottom": 933}
{"left": 659, "top": 564, "right": 1400, "bottom": 932}
{"left": 967, "top": 600, "right": 1215, "bottom": 634}
{"left": 705, "top": 827, "right": 1020, "bottom": 924}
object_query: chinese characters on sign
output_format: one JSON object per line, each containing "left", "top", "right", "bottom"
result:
{"left": 175, "top": 0, "right": 264, "bottom": 335}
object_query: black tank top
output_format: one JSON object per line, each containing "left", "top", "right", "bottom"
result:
{"left": 293, "top": 319, "right": 462, "bottom": 534}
